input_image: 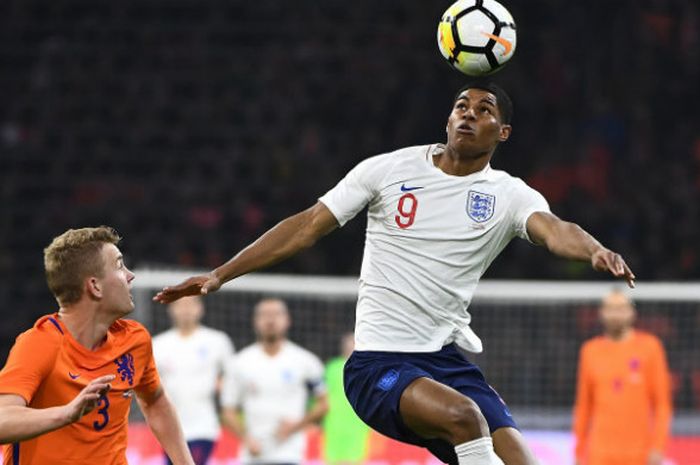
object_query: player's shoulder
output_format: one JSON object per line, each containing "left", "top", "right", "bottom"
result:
{"left": 581, "top": 335, "right": 607, "bottom": 352}
{"left": 152, "top": 328, "right": 175, "bottom": 343}
{"left": 198, "top": 325, "right": 231, "bottom": 341}
{"left": 487, "top": 166, "right": 533, "bottom": 190}
{"left": 389, "top": 144, "right": 437, "bottom": 159}
{"left": 361, "top": 144, "right": 435, "bottom": 166}
{"left": 235, "top": 343, "right": 261, "bottom": 360}
{"left": 16, "top": 314, "right": 66, "bottom": 347}
{"left": 633, "top": 330, "right": 665, "bottom": 349}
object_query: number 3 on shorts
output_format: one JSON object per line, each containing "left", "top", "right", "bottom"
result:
{"left": 395, "top": 193, "right": 418, "bottom": 229}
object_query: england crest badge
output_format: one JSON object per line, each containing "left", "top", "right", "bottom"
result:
{"left": 466, "top": 190, "right": 495, "bottom": 223}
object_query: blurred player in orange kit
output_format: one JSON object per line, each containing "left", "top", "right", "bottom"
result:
{"left": 573, "top": 289, "right": 672, "bottom": 465}
{"left": 0, "top": 227, "right": 194, "bottom": 465}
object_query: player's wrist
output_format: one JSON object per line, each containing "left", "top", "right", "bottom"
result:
{"left": 56, "top": 404, "right": 78, "bottom": 426}
{"left": 209, "top": 269, "right": 224, "bottom": 286}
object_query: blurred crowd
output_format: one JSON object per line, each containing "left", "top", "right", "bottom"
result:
{"left": 0, "top": 0, "right": 698, "bottom": 363}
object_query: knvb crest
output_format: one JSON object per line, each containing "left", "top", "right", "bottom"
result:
{"left": 114, "top": 353, "right": 135, "bottom": 386}
{"left": 466, "top": 190, "right": 495, "bottom": 223}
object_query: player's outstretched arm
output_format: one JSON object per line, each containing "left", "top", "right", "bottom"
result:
{"left": 0, "top": 374, "right": 114, "bottom": 444}
{"left": 526, "top": 211, "right": 636, "bottom": 287}
{"left": 137, "top": 387, "right": 195, "bottom": 465}
{"left": 153, "top": 201, "right": 339, "bottom": 303}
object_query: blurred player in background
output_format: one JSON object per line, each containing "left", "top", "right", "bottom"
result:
{"left": 0, "top": 226, "right": 194, "bottom": 465}
{"left": 323, "top": 332, "right": 369, "bottom": 465}
{"left": 153, "top": 296, "right": 234, "bottom": 465}
{"left": 220, "top": 298, "right": 328, "bottom": 465}
{"left": 574, "top": 289, "right": 671, "bottom": 465}
{"left": 155, "top": 82, "right": 635, "bottom": 465}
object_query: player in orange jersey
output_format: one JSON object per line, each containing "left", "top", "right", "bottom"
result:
{"left": 0, "top": 226, "right": 194, "bottom": 465}
{"left": 573, "top": 289, "right": 672, "bottom": 465}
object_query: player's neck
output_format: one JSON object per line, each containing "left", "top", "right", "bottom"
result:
{"left": 436, "top": 146, "right": 491, "bottom": 176}
{"left": 260, "top": 338, "right": 285, "bottom": 356}
{"left": 605, "top": 326, "right": 634, "bottom": 342}
{"left": 176, "top": 324, "right": 199, "bottom": 338}
{"left": 58, "top": 306, "right": 114, "bottom": 350}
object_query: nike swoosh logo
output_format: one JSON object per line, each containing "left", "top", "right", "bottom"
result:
{"left": 481, "top": 32, "right": 513, "bottom": 56}
{"left": 68, "top": 372, "right": 80, "bottom": 380}
{"left": 400, "top": 184, "right": 424, "bottom": 192}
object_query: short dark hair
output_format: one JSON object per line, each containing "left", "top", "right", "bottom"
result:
{"left": 454, "top": 81, "right": 513, "bottom": 124}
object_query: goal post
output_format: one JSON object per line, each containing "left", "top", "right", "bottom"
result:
{"left": 132, "top": 269, "right": 700, "bottom": 434}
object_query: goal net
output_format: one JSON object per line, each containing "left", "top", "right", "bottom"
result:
{"left": 132, "top": 270, "right": 700, "bottom": 435}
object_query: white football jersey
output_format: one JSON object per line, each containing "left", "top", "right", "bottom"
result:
{"left": 319, "top": 144, "right": 550, "bottom": 353}
{"left": 152, "top": 326, "right": 234, "bottom": 441}
{"left": 221, "top": 341, "right": 325, "bottom": 464}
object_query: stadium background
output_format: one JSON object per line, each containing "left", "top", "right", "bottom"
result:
{"left": 0, "top": 0, "right": 698, "bottom": 463}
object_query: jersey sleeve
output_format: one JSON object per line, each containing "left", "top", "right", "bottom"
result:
{"left": 647, "top": 337, "right": 672, "bottom": 452}
{"left": 135, "top": 333, "right": 162, "bottom": 399}
{"left": 318, "top": 153, "right": 396, "bottom": 227}
{"left": 510, "top": 180, "right": 551, "bottom": 242}
{"left": 573, "top": 342, "right": 594, "bottom": 461}
{"left": 304, "top": 352, "right": 326, "bottom": 397}
{"left": 220, "top": 358, "right": 241, "bottom": 409}
{"left": 0, "top": 329, "right": 59, "bottom": 404}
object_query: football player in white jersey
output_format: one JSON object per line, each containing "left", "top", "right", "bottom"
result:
{"left": 154, "top": 82, "right": 635, "bottom": 465}
{"left": 152, "top": 296, "right": 235, "bottom": 465}
{"left": 220, "top": 298, "right": 328, "bottom": 465}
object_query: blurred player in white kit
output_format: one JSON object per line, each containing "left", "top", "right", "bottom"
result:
{"left": 220, "top": 298, "right": 328, "bottom": 465}
{"left": 152, "top": 296, "right": 234, "bottom": 465}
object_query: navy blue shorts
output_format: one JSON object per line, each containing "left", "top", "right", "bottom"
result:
{"left": 344, "top": 344, "right": 516, "bottom": 465}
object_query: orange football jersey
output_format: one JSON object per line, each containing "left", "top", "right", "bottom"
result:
{"left": 573, "top": 330, "right": 672, "bottom": 465}
{"left": 0, "top": 314, "right": 161, "bottom": 465}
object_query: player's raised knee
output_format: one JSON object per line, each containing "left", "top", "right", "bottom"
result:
{"left": 444, "top": 397, "right": 489, "bottom": 444}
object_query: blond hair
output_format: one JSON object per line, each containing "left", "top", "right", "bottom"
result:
{"left": 44, "top": 226, "right": 121, "bottom": 305}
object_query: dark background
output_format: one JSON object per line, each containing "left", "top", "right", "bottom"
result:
{"left": 1, "top": 0, "right": 698, "bottom": 365}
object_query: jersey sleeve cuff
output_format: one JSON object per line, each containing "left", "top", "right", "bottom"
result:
{"left": 317, "top": 198, "right": 347, "bottom": 227}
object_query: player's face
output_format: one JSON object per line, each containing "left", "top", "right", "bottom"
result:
{"left": 168, "top": 296, "right": 204, "bottom": 330}
{"left": 253, "top": 300, "right": 290, "bottom": 342}
{"left": 599, "top": 292, "right": 635, "bottom": 335}
{"left": 446, "top": 88, "right": 511, "bottom": 157}
{"left": 97, "top": 243, "right": 135, "bottom": 317}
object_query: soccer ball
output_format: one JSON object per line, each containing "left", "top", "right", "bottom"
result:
{"left": 437, "top": 0, "right": 517, "bottom": 76}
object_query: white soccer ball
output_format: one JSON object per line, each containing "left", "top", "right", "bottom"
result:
{"left": 437, "top": 0, "right": 517, "bottom": 76}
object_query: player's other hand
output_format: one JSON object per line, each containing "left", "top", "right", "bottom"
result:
{"left": 647, "top": 450, "right": 663, "bottom": 465}
{"left": 64, "top": 374, "right": 115, "bottom": 423}
{"left": 152, "top": 273, "right": 222, "bottom": 304}
{"left": 244, "top": 435, "right": 263, "bottom": 456}
{"left": 275, "top": 419, "right": 298, "bottom": 442}
{"left": 591, "top": 248, "right": 636, "bottom": 288}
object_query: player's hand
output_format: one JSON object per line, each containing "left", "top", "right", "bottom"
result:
{"left": 591, "top": 248, "right": 636, "bottom": 288}
{"left": 152, "top": 273, "right": 222, "bottom": 304}
{"left": 244, "top": 435, "right": 263, "bottom": 456}
{"left": 63, "top": 375, "right": 115, "bottom": 424}
{"left": 647, "top": 449, "right": 663, "bottom": 465}
{"left": 275, "top": 419, "right": 298, "bottom": 442}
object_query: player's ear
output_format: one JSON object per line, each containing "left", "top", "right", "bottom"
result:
{"left": 86, "top": 277, "right": 103, "bottom": 300}
{"left": 498, "top": 124, "right": 512, "bottom": 142}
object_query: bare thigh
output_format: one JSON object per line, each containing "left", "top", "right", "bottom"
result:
{"left": 399, "top": 376, "right": 489, "bottom": 445}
